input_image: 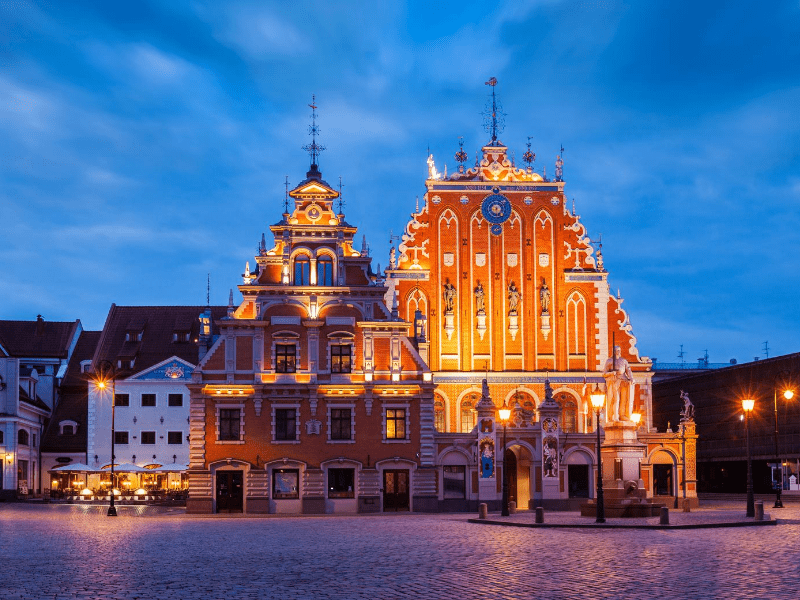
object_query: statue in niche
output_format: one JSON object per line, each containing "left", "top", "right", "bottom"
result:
{"left": 539, "top": 278, "right": 550, "bottom": 314}
{"left": 474, "top": 282, "right": 485, "bottom": 314}
{"left": 479, "top": 438, "right": 494, "bottom": 478}
{"left": 680, "top": 390, "right": 695, "bottom": 421}
{"left": 603, "top": 345, "right": 634, "bottom": 422}
{"left": 443, "top": 279, "right": 456, "bottom": 314}
{"left": 508, "top": 281, "right": 520, "bottom": 315}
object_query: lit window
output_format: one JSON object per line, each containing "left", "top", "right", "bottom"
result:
{"left": 328, "top": 468, "right": 355, "bottom": 498}
{"left": 461, "top": 397, "right": 476, "bottom": 433}
{"left": 294, "top": 255, "right": 310, "bottom": 285}
{"left": 273, "top": 469, "right": 299, "bottom": 499}
{"left": 219, "top": 409, "right": 241, "bottom": 441}
{"left": 276, "top": 344, "right": 297, "bottom": 373}
{"left": 557, "top": 393, "right": 578, "bottom": 433}
{"left": 318, "top": 256, "right": 334, "bottom": 286}
{"left": 386, "top": 408, "right": 406, "bottom": 440}
{"left": 331, "top": 345, "right": 352, "bottom": 374}
{"left": 434, "top": 401, "right": 445, "bottom": 432}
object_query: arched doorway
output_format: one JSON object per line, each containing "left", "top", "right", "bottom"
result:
{"left": 504, "top": 448, "right": 517, "bottom": 506}
{"left": 504, "top": 444, "right": 533, "bottom": 510}
{"left": 651, "top": 450, "right": 676, "bottom": 497}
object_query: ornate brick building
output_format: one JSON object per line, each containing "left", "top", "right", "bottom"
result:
{"left": 187, "top": 109, "right": 435, "bottom": 514}
{"left": 386, "top": 83, "right": 695, "bottom": 510}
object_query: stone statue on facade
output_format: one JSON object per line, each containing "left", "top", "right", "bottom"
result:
{"left": 508, "top": 280, "right": 520, "bottom": 315}
{"left": 389, "top": 246, "right": 396, "bottom": 270}
{"left": 443, "top": 280, "right": 456, "bottom": 314}
{"left": 474, "top": 282, "right": 485, "bottom": 314}
{"left": 680, "top": 390, "right": 695, "bottom": 421}
{"left": 539, "top": 278, "right": 550, "bottom": 314}
{"left": 603, "top": 345, "right": 634, "bottom": 422}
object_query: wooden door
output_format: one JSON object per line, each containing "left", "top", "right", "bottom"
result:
{"left": 216, "top": 470, "right": 244, "bottom": 513}
{"left": 383, "top": 469, "right": 410, "bottom": 511}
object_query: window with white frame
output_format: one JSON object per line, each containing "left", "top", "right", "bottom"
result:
{"left": 330, "top": 344, "right": 352, "bottom": 373}
{"left": 327, "top": 468, "right": 355, "bottom": 498}
{"left": 317, "top": 255, "right": 334, "bottom": 286}
{"left": 274, "top": 407, "right": 298, "bottom": 442}
{"left": 384, "top": 407, "right": 408, "bottom": 441}
{"left": 329, "top": 407, "right": 352, "bottom": 441}
{"left": 216, "top": 404, "right": 245, "bottom": 443}
{"left": 276, "top": 344, "right": 297, "bottom": 373}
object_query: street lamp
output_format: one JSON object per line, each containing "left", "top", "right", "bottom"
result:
{"left": 590, "top": 384, "right": 606, "bottom": 523}
{"left": 93, "top": 360, "right": 118, "bottom": 517}
{"left": 773, "top": 388, "right": 794, "bottom": 508}
{"left": 498, "top": 401, "right": 511, "bottom": 517}
{"left": 742, "top": 398, "right": 755, "bottom": 518}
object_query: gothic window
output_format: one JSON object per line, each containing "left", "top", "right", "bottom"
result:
{"left": 434, "top": 400, "right": 445, "bottom": 432}
{"left": 318, "top": 255, "right": 334, "bottom": 286}
{"left": 556, "top": 393, "right": 578, "bottom": 433}
{"left": 294, "top": 255, "right": 310, "bottom": 285}
{"left": 461, "top": 396, "right": 476, "bottom": 433}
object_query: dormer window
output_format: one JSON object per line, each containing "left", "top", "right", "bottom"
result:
{"left": 80, "top": 360, "right": 91, "bottom": 374}
{"left": 125, "top": 330, "right": 143, "bottom": 342}
{"left": 59, "top": 420, "right": 79, "bottom": 436}
{"left": 294, "top": 255, "right": 310, "bottom": 285}
{"left": 318, "top": 255, "right": 334, "bottom": 286}
{"left": 173, "top": 331, "right": 190, "bottom": 342}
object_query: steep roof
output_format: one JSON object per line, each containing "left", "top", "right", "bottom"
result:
{"left": 41, "top": 330, "right": 99, "bottom": 454}
{"left": 92, "top": 305, "right": 228, "bottom": 374}
{"left": 0, "top": 317, "right": 81, "bottom": 359}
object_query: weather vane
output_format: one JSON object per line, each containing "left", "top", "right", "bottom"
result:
{"left": 483, "top": 77, "right": 505, "bottom": 143}
{"left": 302, "top": 94, "right": 325, "bottom": 167}
{"left": 455, "top": 137, "right": 468, "bottom": 172}
{"left": 337, "top": 176, "right": 345, "bottom": 213}
{"left": 522, "top": 136, "right": 536, "bottom": 169}
{"left": 283, "top": 175, "right": 290, "bottom": 213}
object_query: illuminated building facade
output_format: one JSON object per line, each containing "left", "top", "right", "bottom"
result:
{"left": 386, "top": 83, "right": 696, "bottom": 510}
{"left": 187, "top": 111, "right": 435, "bottom": 514}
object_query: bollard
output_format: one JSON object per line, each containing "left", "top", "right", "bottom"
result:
{"left": 509, "top": 501, "right": 516, "bottom": 515}
{"left": 659, "top": 506, "right": 670, "bottom": 525}
{"left": 755, "top": 501, "right": 764, "bottom": 521}
{"left": 478, "top": 503, "right": 488, "bottom": 520}
{"left": 683, "top": 498, "right": 691, "bottom": 513}
{"left": 535, "top": 506, "right": 544, "bottom": 524}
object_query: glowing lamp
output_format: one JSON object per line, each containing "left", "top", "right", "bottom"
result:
{"left": 81, "top": 488, "right": 92, "bottom": 496}
{"left": 742, "top": 398, "right": 755, "bottom": 412}
{"left": 423, "top": 372, "right": 432, "bottom": 382}
{"left": 590, "top": 384, "right": 605, "bottom": 410}
{"left": 631, "top": 412, "right": 641, "bottom": 425}
{"left": 391, "top": 373, "right": 400, "bottom": 382}
{"left": 498, "top": 406, "right": 511, "bottom": 422}
{"left": 135, "top": 488, "right": 146, "bottom": 496}
{"left": 364, "top": 372, "right": 373, "bottom": 382}
{"left": 784, "top": 390, "right": 794, "bottom": 400}
{"left": 97, "top": 381, "right": 106, "bottom": 390}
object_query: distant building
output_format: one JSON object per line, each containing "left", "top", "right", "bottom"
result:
{"left": 0, "top": 316, "right": 82, "bottom": 498}
{"left": 653, "top": 352, "right": 800, "bottom": 494}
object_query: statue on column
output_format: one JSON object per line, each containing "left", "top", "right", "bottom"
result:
{"left": 443, "top": 279, "right": 456, "bottom": 314}
{"left": 603, "top": 345, "right": 634, "bottom": 421}
{"left": 507, "top": 280, "right": 520, "bottom": 315}
{"left": 680, "top": 390, "right": 695, "bottom": 421}
{"left": 474, "top": 282, "right": 485, "bottom": 315}
{"left": 539, "top": 278, "right": 550, "bottom": 314}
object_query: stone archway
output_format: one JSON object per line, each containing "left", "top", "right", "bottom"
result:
{"left": 506, "top": 443, "right": 534, "bottom": 510}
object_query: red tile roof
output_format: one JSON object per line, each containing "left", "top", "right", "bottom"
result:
{"left": 0, "top": 318, "right": 81, "bottom": 359}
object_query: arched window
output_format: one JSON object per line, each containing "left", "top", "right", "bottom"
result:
{"left": 294, "top": 255, "right": 310, "bottom": 285}
{"left": 434, "top": 401, "right": 445, "bottom": 432}
{"left": 461, "top": 395, "right": 476, "bottom": 433}
{"left": 318, "top": 255, "right": 334, "bottom": 286}
{"left": 18, "top": 429, "right": 29, "bottom": 446}
{"left": 556, "top": 393, "right": 578, "bottom": 433}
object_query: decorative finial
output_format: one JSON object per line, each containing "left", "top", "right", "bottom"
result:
{"left": 483, "top": 77, "right": 505, "bottom": 144}
{"left": 338, "top": 176, "right": 344, "bottom": 214}
{"left": 302, "top": 95, "right": 325, "bottom": 169}
{"left": 206, "top": 273, "right": 210, "bottom": 307}
{"left": 284, "top": 176, "right": 289, "bottom": 213}
{"left": 455, "top": 137, "right": 468, "bottom": 173}
{"left": 228, "top": 289, "right": 234, "bottom": 307}
{"left": 415, "top": 196, "right": 419, "bottom": 213}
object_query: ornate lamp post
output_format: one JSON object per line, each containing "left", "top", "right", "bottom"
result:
{"left": 742, "top": 398, "right": 755, "bottom": 518}
{"left": 590, "top": 384, "right": 606, "bottom": 523}
{"left": 93, "top": 360, "right": 118, "bottom": 517}
{"left": 773, "top": 388, "right": 794, "bottom": 508}
{"left": 498, "top": 401, "right": 511, "bottom": 517}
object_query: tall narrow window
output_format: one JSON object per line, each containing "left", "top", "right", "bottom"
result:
{"left": 219, "top": 409, "right": 241, "bottom": 441}
{"left": 330, "top": 345, "right": 351, "bottom": 373}
{"left": 294, "top": 255, "right": 310, "bottom": 285}
{"left": 556, "top": 393, "right": 578, "bottom": 434}
{"left": 318, "top": 255, "right": 334, "bottom": 286}
{"left": 276, "top": 344, "right": 297, "bottom": 373}
{"left": 434, "top": 400, "right": 445, "bottom": 432}
{"left": 330, "top": 408, "right": 351, "bottom": 440}
{"left": 386, "top": 408, "right": 406, "bottom": 440}
{"left": 461, "top": 397, "right": 476, "bottom": 433}
{"left": 275, "top": 408, "right": 297, "bottom": 441}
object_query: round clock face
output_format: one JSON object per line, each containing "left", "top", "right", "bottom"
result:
{"left": 481, "top": 193, "right": 511, "bottom": 225}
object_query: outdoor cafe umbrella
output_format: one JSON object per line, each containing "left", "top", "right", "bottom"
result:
{"left": 50, "top": 463, "right": 96, "bottom": 472}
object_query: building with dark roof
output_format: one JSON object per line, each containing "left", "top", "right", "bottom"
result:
{"left": 653, "top": 352, "right": 800, "bottom": 495}
{"left": 0, "top": 316, "right": 83, "bottom": 498}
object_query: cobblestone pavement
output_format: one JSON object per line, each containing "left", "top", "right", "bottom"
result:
{"left": 2, "top": 501, "right": 799, "bottom": 600}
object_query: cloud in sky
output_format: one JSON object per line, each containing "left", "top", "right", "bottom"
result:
{"left": 1, "top": 0, "right": 799, "bottom": 365}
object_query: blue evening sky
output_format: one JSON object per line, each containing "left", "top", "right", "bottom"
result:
{"left": 2, "top": 0, "right": 798, "bottom": 365}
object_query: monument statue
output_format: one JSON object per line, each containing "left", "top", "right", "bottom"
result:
{"left": 539, "top": 278, "right": 550, "bottom": 313}
{"left": 443, "top": 280, "right": 456, "bottom": 314}
{"left": 508, "top": 281, "right": 520, "bottom": 314}
{"left": 603, "top": 345, "right": 634, "bottom": 422}
{"left": 474, "top": 282, "right": 485, "bottom": 314}
{"left": 680, "top": 390, "right": 695, "bottom": 420}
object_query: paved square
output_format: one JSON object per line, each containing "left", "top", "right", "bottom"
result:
{"left": 1, "top": 502, "right": 799, "bottom": 599}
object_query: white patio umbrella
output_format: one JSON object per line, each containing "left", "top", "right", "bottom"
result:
{"left": 50, "top": 463, "right": 96, "bottom": 472}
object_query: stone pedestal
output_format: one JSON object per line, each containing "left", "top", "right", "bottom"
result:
{"left": 476, "top": 311, "right": 487, "bottom": 340}
{"left": 540, "top": 312, "right": 550, "bottom": 340}
{"left": 508, "top": 313, "right": 518, "bottom": 340}
{"left": 601, "top": 421, "right": 646, "bottom": 484}
{"left": 444, "top": 312, "right": 455, "bottom": 340}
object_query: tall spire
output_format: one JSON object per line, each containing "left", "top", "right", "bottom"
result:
{"left": 302, "top": 95, "right": 325, "bottom": 178}
{"left": 483, "top": 77, "right": 505, "bottom": 145}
